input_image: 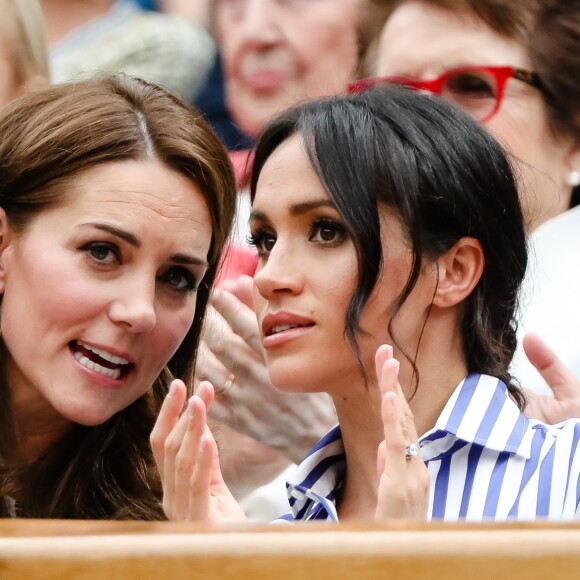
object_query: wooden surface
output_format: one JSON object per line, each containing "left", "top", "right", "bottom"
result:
{"left": 1, "top": 519, "right": 580, "bottom": 580}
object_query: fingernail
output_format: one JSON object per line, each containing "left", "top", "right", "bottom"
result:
{"left": 200, "top": 437, "right": 207, "bottom": 451}
{"left": 393, "top": 360, "right": 400, "bottom": 377}
{"left": 168, "top": 381, "right": 177, "bottom": 396}
{"left": 188, "top": 397, "right": 196, "bottom": 418}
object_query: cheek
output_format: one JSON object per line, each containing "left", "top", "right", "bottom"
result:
{"left": 487, "top": 98, "right": 555, "bottom": 170}
{"left": 295, "top": 20, "right": 358, "bottom": 88}
{"left": 149, "top": 302, "right": 198, "bottom": 364}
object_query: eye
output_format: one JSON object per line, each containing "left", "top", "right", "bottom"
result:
{"left": 445, "top": 72, "right": 496, "bottom": 99}
{"left": 82, "top": 242, "right": 120, "bottom": 265}
{"left": 248, "top": 229, "right": 277, "bottom": 257}
{"left": 309, "top": 218, "right": 348, "bottom": 246}
{"left": 159, "top": 267, "right": 199, "bottom": 293}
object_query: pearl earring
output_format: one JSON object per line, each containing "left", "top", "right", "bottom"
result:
{"left": 568, "top": 171, "right": 580, "bottom": 187}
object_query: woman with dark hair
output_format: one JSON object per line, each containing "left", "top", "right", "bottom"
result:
{"left": 0, "top": 73, "right": 236, "bottom": 518}
{"left": 153, "top": 87, "right": 580, "bottom": 522}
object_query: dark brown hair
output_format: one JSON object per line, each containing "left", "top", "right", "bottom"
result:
{"left": 250, "top": 88, "right": 527, "bottom": 407}
{"left": 0, "top": 74, "right": 236, "bottom": 518}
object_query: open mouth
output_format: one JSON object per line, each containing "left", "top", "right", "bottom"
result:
{"left": 268, "top": 323, "right": 314, "bottom": 336}
{"left": 70, "top": 340, "right": 134, "bottom": 380}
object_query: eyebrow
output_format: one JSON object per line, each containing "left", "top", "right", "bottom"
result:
{"left": 250, "top": 199, "right": 336, "bottom": 221}
{"left": 79, "top": 222, "right": 208, "bottom": 267}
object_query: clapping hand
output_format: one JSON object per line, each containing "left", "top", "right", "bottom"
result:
{"left": 374, "top": 345, "right": 429, "bottom": 520}
{"left": 150, "top": 379, "right": 247, "bottom": 523}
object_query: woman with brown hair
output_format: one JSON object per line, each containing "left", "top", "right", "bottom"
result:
{"left": 0, "top": 73, "right": 236, "bottom": 518}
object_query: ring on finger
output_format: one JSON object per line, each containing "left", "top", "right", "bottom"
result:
{"left": 404, "top": 442, "right": 419, "bottom": 460}
{"left": 215, "top": 373, "right": 235, "bottom": 396}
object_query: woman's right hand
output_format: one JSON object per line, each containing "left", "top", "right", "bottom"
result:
{"left": 150, "top": 379, "right": 247, "bottom": 523}
{"left": 374, "top": 345, "right": 429, "bottom": 520}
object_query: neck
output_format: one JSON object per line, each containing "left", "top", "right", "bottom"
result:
{"left": 331, "top": 310, "right": 468, "bottom": 520}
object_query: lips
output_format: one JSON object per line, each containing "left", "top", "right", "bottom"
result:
{"left": 242, "top": 70, "right": 291, "bottom": 91}
{"left": 262, "top": 312, "right": 315, "bottom": 338}
{"left": 70, "top": 340, "right": 134, "bottom": 380}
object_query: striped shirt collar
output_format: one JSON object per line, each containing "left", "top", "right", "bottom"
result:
{"left": 422, "top": 373, "right": 531, "bottom": 460}
{"left": 285, "top": 373, "right": 531, "bottom": 521}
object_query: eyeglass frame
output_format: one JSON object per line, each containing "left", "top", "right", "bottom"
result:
{"left": 348, "top": 65, "right": 543, "bottom": 123}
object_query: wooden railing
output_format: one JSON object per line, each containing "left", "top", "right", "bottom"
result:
{"left": 1, "top": 519, "right": 580, "bottom": 579}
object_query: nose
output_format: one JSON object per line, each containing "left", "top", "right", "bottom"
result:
{"left": 236, "top": 0, "right": 283, "bottom": 47}
{"left": 253, "top": 239, "right": 303, "bottom": 300}
{"left": 108, "top": 274, "right": 157, "bottom": 333}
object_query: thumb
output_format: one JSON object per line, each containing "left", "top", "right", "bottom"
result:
{"left": 523, "top": 333, "right": 578, "bottom": 398}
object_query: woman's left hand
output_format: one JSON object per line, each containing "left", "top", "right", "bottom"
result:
{"left": 374, "top": 345, "right": 430, "bottom": 520}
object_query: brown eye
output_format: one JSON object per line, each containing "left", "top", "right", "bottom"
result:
{"left": 248, "top": 230, "right": 276, "bottom": 256}
{"left": 309, "top": 219, "right": 348, "bottom": 245}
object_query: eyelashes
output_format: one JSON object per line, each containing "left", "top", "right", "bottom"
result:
{"left": 81, "top": 242, "right": 200, "bottom": 294}
{"left": 248, "top": 217, "right": 349, "bottom": 257}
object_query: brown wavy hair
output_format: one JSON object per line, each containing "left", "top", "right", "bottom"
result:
{"left": 0, "top": 74, "right": 236, "bottom": 518}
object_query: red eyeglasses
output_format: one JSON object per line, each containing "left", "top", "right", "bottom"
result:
{"left": 348, "top": 66, "right": 543, "bottom": 123}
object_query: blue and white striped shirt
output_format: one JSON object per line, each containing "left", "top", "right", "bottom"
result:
{"left": 281, "top": 373, "right": 580, "bottom": 522}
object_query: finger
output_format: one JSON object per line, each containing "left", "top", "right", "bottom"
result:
{"left": 188, "top": 428, "right": 219, "bottom": 521}
{"left": 381, "top": 392, "right": 408, "bottom": 473}
{"left": 210, "top": 288, "right": 263, "bottom": 355}
{"left": 523, "top": 333, "right": 579, "bottom": 398}
{"left": 173, "top": 396, "right": 207, "bottom": 517}
{"left": 221, "top": 274, "right": 255, "bottom": 310}
{"left": 196, "top": 380, "right": 215, "bottom": 411}
{"left": 195, "top": 341, "right": 233, "bottom": 393}
{"left": 150, "top": 379, "right": 187, "bottom": 479}
{"left": 162, "top": 397, "right": 194, "bottom": 500}
{"left": 375, "top": 344, "right": 394, "bottom": 390}
{"left": 379, "top": 355, "right": 401, "bottom": 400}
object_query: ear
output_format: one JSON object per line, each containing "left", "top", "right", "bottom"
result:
{"left": 0, "top": 208, "right": 14, "bottom": 294}
{"left": 432, "top": 237, "right": 484, "bottom": 309}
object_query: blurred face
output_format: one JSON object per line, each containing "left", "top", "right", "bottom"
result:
{"left": 376, "top": 1, "right": 576, "bottom": 230}
{"left": 216, "top": 0, "right": 362, "bottom": 137}
{"left": 250, "top": 135, "right": 437, "bottom": 396}
{"left": 0, "top": 160, "right": 212, "bottom": 428}
{"left": 0, "top": 35, "right": 21, "bottom": 107}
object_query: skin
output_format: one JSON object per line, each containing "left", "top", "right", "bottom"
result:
{"left": 215, "top": 0, "right": 363, "bottom": 136}
{"left": 376, "top": 1, "right": 580, "bottom": 231}
{"left": 0, "top": 32, "right": 22, "bottom": 107}
{"left": 0, "top": 159, "right": 212, "bottom": 460}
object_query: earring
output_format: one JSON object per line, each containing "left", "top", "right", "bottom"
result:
{"left": 568, "top": 171, "right": 580, "bottom": 187}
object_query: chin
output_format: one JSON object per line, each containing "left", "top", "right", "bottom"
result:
{"left": 267, "top": 361, "right": 320, "bottom": 394}
{"left": 58, "top": 403, "right": 118, "bottom": 428}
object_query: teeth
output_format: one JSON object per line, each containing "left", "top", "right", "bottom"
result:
{"left": 74, "top": 352, "right": 122, "bottom": 379}
{"left": 271, "top": 324, "right": 302, "bottom": 334}
{"left": 77, "top": 341, "right": 129, "bottom": 365}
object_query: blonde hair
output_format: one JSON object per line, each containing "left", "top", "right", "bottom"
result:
{"left": 0, "top": 0, "right": 50, "bottom": 87}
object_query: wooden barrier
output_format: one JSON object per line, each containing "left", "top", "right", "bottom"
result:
{"left": 1, "top": 519, "right": 580, "bottom": 580}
